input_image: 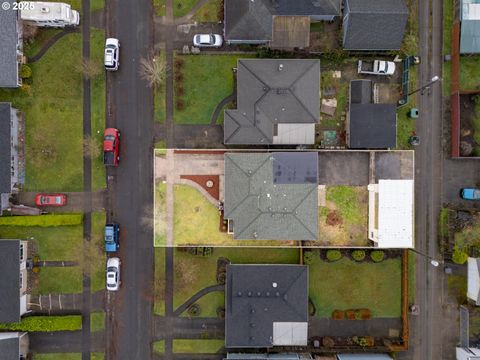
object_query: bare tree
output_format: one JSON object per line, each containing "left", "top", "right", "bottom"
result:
{"left": 138, "top": 55, "right": 167, "bottom": 87}
{"left": 83, "top": 135, "right": 101, "bottom": 159}
{"left": 77, "top": 58, "right": 102, "bottom": 79}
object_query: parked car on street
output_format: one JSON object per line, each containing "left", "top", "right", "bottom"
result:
{"left": 104, "top": 223, "right": 120, "bottom": 252}
{"left": 104, "top": 38, "right": 120, "bottom": 71}
{"left": 461, "top": 188, "right": 480, "bottom": 200}
{"left": 103, "top": 128, "right": 120, "bottom": 167}
{"left": 193, "top": 34, "right": 223, "bottom": 47}
{"left": 35, "top": 194, "right": 67, "bottom": 206}
{"left": 106, "top": 257, "right": 121, "bottom": 291}
{"left": 358, "top": 60, "right": 396, "bottom": 75}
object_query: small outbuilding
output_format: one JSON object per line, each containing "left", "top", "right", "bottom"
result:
{"left": 460, "top": 0, "right": 480, "bottom": 53}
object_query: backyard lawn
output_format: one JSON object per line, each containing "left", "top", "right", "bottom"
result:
{"left": 155, "top": 181, "right": 167, "bottom": 246}
{"left": 173, "top": 339, "right": 224, "bottom": 354}
{"left": 318, "top": 186, "right": 369, "bottom": 246}
{"left": 397, "top": 68, "right": 418, "bottom": 149}
{"left": 309, "top": 252, "right": 402, "bottom": 318}
{"left": 173, "top": 248, "right": 299, "bottom": 316}
{"left": 154, "top": 248, "right": 166, "bottom": 315}
{"left": 174, "top": 54, "right": 253, "bottom": 125}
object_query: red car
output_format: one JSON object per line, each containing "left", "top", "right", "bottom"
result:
{"left": 103, "top": 128, "right": 120, "bottom": 167}
{"left": 35, "top": 194, "right": 67, "bottom": 206}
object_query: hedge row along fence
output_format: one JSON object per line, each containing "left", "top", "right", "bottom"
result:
{"left": 0, "top": 214, "right": 83, "bottom": 227}
{"left": 0, "top": 315, "right": 82, "bottom": 331}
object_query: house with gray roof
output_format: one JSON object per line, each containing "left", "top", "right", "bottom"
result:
{"left": 347, "top": 80, "right": 397, "bottom": 149}
{"left": 460, "top": 0, "right": 480, "bottom": 53}
{"left": 224, "top": 0, "right": 341, "bottom": 47}
{"left": 224, "top": 152, "right": 318, "bottom": 241}
{"left": 0, "top": 5, "right": 22, "bottom": 88}
{"left": 0, "top": 240, "right": 30, "bottom": 323}
{"left": 224, "top": 59, "right": 320, "bottom": 145}
{"left": 0, "top": 332, "right": 29, "bottom": 360}
{"left": 1, "top": 103, "right": 24, "bottom": 213}
{"left": 342, "top": 0, "right": 409, "bottom": 51}
{"left": 225, "top": 264, "right": 309, "bottom": 348}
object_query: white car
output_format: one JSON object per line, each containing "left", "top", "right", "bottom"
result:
{"left": 106, "top": 257, "right": 120, "bottom": 291}
{"left": 193, "top": 34, "right": 223, "bottom": 48}
{"left": 104, "top": 38, "right": 120, "bottom": 71}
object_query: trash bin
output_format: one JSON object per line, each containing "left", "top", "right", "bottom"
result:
{"left": 408, "top": 108, "right": 419, "bottom": 118}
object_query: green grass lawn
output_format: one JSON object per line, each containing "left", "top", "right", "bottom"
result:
{"left": 24, "top": 29, "right": 61, "bottom": 58}
{"left": 155, "top": 182, "right": 167, "bottom": 246}
{"left": 319, "top": 71, "right": 349, "bottom": 130}
{"left": 460, "top": 56, "right": 480, "bottom": 90}
{"left": 173, "top": 339, "right": 224, "bottom": 354}
{"left": 173, "top": 0, "right": 198, "bottom": 17}
{"left": 173, "top": 185, "right": 288, "bottom": 247}
{"left": 90, "top": 212, "right": 106, "bottom": 292}
{"left": 153, "top": 0, "right": 166, "bottom": 16}
{"left": 173, "top": 248, "right": 299, "bottom": 316}
{"left": 194, "top": 0, "right": 222, "bottom": 22}
{"left": 153, "top": 340, "right": 165, "bottom": 354}
{"left": 174, "top": 54, "right": 253, "bottom": 125}
{"left": 36, "top": 267, "right": 83, "bottom": 294}
{"left": 309, "top": 252, "right": 402, "bottom": 318}
{"left": 396, "top": 67, "right": 418, "bottom": 149}
{"left": 408, "top": 251, "right": 415, "bottom": 304}
{"left": 154, "top": 248, "right": 166, "bottom": 315}
{"left": 443, "top": 0, "right": 453, "bottom": 56}
{"left": 90, "top": 311, "right": 105, "bottom": 332}
{"left": 154, "top": 53, "right": 167, "bottom": 123}
{"left": 447, "top": 275, "right": 467, "bottom": 304}
{"left": 0, "top": 315, "right": 82, "bottom": 331}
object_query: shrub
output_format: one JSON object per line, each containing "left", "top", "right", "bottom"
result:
{"left": 303, "top": 250, "right": 314, "bottom": 265}
{"left": 345, "top": 309, "right": 356, "bottom": 320}
{"left": 187, "top": 303, "right": 201, "bottom": 317}
{"left": 357, "top": 308, "right": 372, "bottom": 320}
{"left": 309, "top": 298, "right": 316, "bottom": 316}
{"left": 453, "top": 245, "right": 468, "bottom": 265}
{"left": 351, "top": 250, "right": 366, "bottom": 261}
{"left": 174, "top": 57, "right": 184, "bottom": 69}
{"left": 370, "top": 250, "right": 385, "bottom": 263}
{"left": 0, "top": 316, "right": 82, "bottom": 331}
{"left": 20, "top": 64, "right": 32, "bottom": 79}
{"left": 20, "top": 83, "right": 31, "bottom": 94}
{"left": 326, "top": 249, "right": 342, "bottom": 262}
{"left": 174, "top": 72, "right": 184, "bottom": 82}
{"left": 352, "top": 336, "right": 374, "bottom": 347}
{"left": 322, "top": 336, "right": 335, "bottom": 347}
{"left": 216, "top": 271, "right": 226, "bottom": 285}
{"left": 0, "top": 214, "right": 83, "bottom": 227}
{"left": 332, "top": 310, "right": 345, "bottom": 320}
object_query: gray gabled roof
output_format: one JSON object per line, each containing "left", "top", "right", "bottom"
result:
{"left": 224, "top": 0, "right": 341, "bottom": 42}
{"left": 225, "top": 264, "right": 308, "bottom": 348}
{"left": 0, "top": 103, "right": 12, "bottom": 194}
{"left": 0, "top": 6, "right": 20, "bottom": 87}
{"left": 224, "top": 152, "right": 318, "bottom": 241}
{"left": 224, "top": 59, "right": 320, "bottom": 145}
{"left": 0, "top": 337, "right": 20, "bottom": 359}
{"left": 343, "top": 0, "right": 408, "bottom": 50}
{"left": 0, "top": 240, "right": 21, "bottom": 323}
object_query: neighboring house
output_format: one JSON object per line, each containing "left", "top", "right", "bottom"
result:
{"left": 20, "top": 2, "right": 80, "bottom": 28}
{"left": 225, "top": 264, "right": 308, "bottom": 348}
{"left": 0, "top": 5, "right": 22, "bottom": 88}
{"left": 224, "top": 59, "right": 320, "bottom": 145}
{"left": 367, "top": 180, "right": 414, "bottom": 248}
{"left": 224, "top": 152, "right": 318, "bottom": 241}
{"left": 336, "top": 355, "right": 393, "bottom": 360}
{"left": 342, "top": 0, "right": 409, "bottom": 51}
{"left": 347, "top": 79, "right": 397, "bottom": 149}
{"left": 0, "top": 103, "right": 24, "bottom": 213}
{"left": 467, "top": 257, "right": 480, "bottom": 305}
{"left": 0, "top": 240, "right": 30, "bottom": 323}
{"left": 225, "top": 354, "right": 313, "bottom": 360}
{"left": 457, "top": 347, "right": 480, "bottom": 360}
{"left": 460, "top": 0, "right": 480, "bottom": 54}
{"left": 224, "top": 0, "right": 341, "bottom": 47}
{"left": 0, "top": 332, "right": 29, "bottom": 360}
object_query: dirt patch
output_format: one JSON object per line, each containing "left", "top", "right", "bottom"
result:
{"left": 326, "top": 210, "right": 343, "bottom": 226}
{"left": 180, "top": 175, "right": 220, "bottom": 200}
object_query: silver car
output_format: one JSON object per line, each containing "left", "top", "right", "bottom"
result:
{"left": 193, "top": 34, "right": 223, "bottom": 47}
{"left": 106, "top": 257, "right": 121, "bottom": 291}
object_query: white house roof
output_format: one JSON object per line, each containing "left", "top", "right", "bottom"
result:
{"left": 377, "top": 179, "right": 414, "bottom": 248}
{"left": 20, "top": 2, "right": 72, "bottom": 21}
{"left": 468, "top": 257, "right": 480, "bottom": 304}
{"left": 456, "top": 347, "right": 480, "bottom": 360}
{"left": 272, "top": 322, "right": 308, "bottom": 346}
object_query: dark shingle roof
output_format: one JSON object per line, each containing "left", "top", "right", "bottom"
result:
{"left": 224, "top": 152, "right": 318, "bottom": 240}
{"left": 0, "top": 5, "right": 19, "bottom": 87}
{"left": 0, "top": 240, "right": 21, "bottom": 323}
{"left": 350, "top": 79, "right": 372, "bottom": 104}
{"left": 0, "top": 103, "right": 12, "bottom": 193}
{"left": 349, "top": 103, "right": 397, "bottom": 149}
{"left": 343, "top": 0, "right": 408, "bottom": 50}
{"left": 224, "top": 59, "right": 320, "bottom": 145}
{"left": 224, "top": 0, "right": 341, "bottom": 42}
{"left": 225, "top": 264, "right": 308, "bottom": 348}
{"left": 0, "top": 337, "right": 20, "bottom": 359}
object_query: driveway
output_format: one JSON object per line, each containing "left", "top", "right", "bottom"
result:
{"left": 442, "top": 158, "right": 480, "bottom": 208}
{"left": 318, "top": 151, "right": 370, "bottom": 185}
{"left": 374, "top": 151, "right": 414, "bottom": 181}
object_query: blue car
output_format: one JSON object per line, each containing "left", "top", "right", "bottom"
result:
{"left": 461, "top": 188, "right": 480, "bottom": 200}
{"left": 105, "top": 223, "right": 120, "bottom": 252}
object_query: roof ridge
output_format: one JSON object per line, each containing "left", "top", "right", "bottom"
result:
{"left": 279, "top": 266, "right": 308, "bottom": 319}
{"left": 289, "top": 61, "right": 320, "bottom": 122}
{"left": 291, "top": 185, "right": 318, "bottom": 239}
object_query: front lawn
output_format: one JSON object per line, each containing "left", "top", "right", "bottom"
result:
{"left": 36, "top": 267, "right": 83, "bottom": 294}
{"left": 194, "top": 0, "right": 222, "bottom": 22}
{"left": 174, "top": 54, "right": 253, "bottom": 125}
{"left": 173, "top": 248, "right": 299, "bottom": 316}
{"left": 173, "top": 339, "right": 224, "bottom": 354}
{"left": 90, "top": 212, "right": 106, "bottom": 292}
{"left": 155, "top": 181, "right": 167, "bottom": 247}
{"left": 308, "top": 252, "right": 402, "bottom": 318}
{"left": 153, "top": 340, "right": 165, "bottom": 354}
{"left": 90, "top": 311, "right": 105, "bottom": 332}
{"left": 0, "top": 315, "right": 82, "bottom": 331}
{"left": 396, "top": 67, "right": 418, "bottom": 149}
{"left": 173, "top": 0, "right": 198, "bottom": 17}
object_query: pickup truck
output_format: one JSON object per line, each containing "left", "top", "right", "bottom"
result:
{"left": 358, "top": 60, "right": 396, "bottom": 75}
{"left": 104, "top": 223, "right": 120, "bottom": 252}
{"left": 103, "top": 128, "right": 120, "bottom": 167}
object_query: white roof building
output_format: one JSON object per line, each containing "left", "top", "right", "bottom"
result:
{"left": 468, "top": 257, "right": 480, "bottom": 305}
{"left": 368, "top": 179, "right": 414, "bottom": 248}
{"left": 457, "top": 347, "right": 480, "bottom": 360}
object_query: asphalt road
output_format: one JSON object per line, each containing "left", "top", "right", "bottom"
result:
{"left": 105, "top": 0, "right": 155, "bottom": 358}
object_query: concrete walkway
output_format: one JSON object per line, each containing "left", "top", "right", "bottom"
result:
{"left": 173, "top": 285, "right": 224, "bottom": 316}
{"left": 27, "top": 29, "right": 79, "bottom": 63}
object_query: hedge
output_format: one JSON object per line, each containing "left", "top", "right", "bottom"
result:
{"left": 0, "top": 214, "right": 83, "bottom": 227}
{"left": 452, "top": 245, "right": 468, "bottom": 265}
{"left": 370, "top": 250, "right": 385, "bottom": 263}
{"left": 0, "top": 316, "right": 82, "bottom": 331}
{"left": 326, "top": 249, "right": 342, "bottom": 262}
{"left": 351, "top": 250, "right": 366, "bottom": 261}
{"left": 303, "top": 251, "right": 314, "bottom": 265}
